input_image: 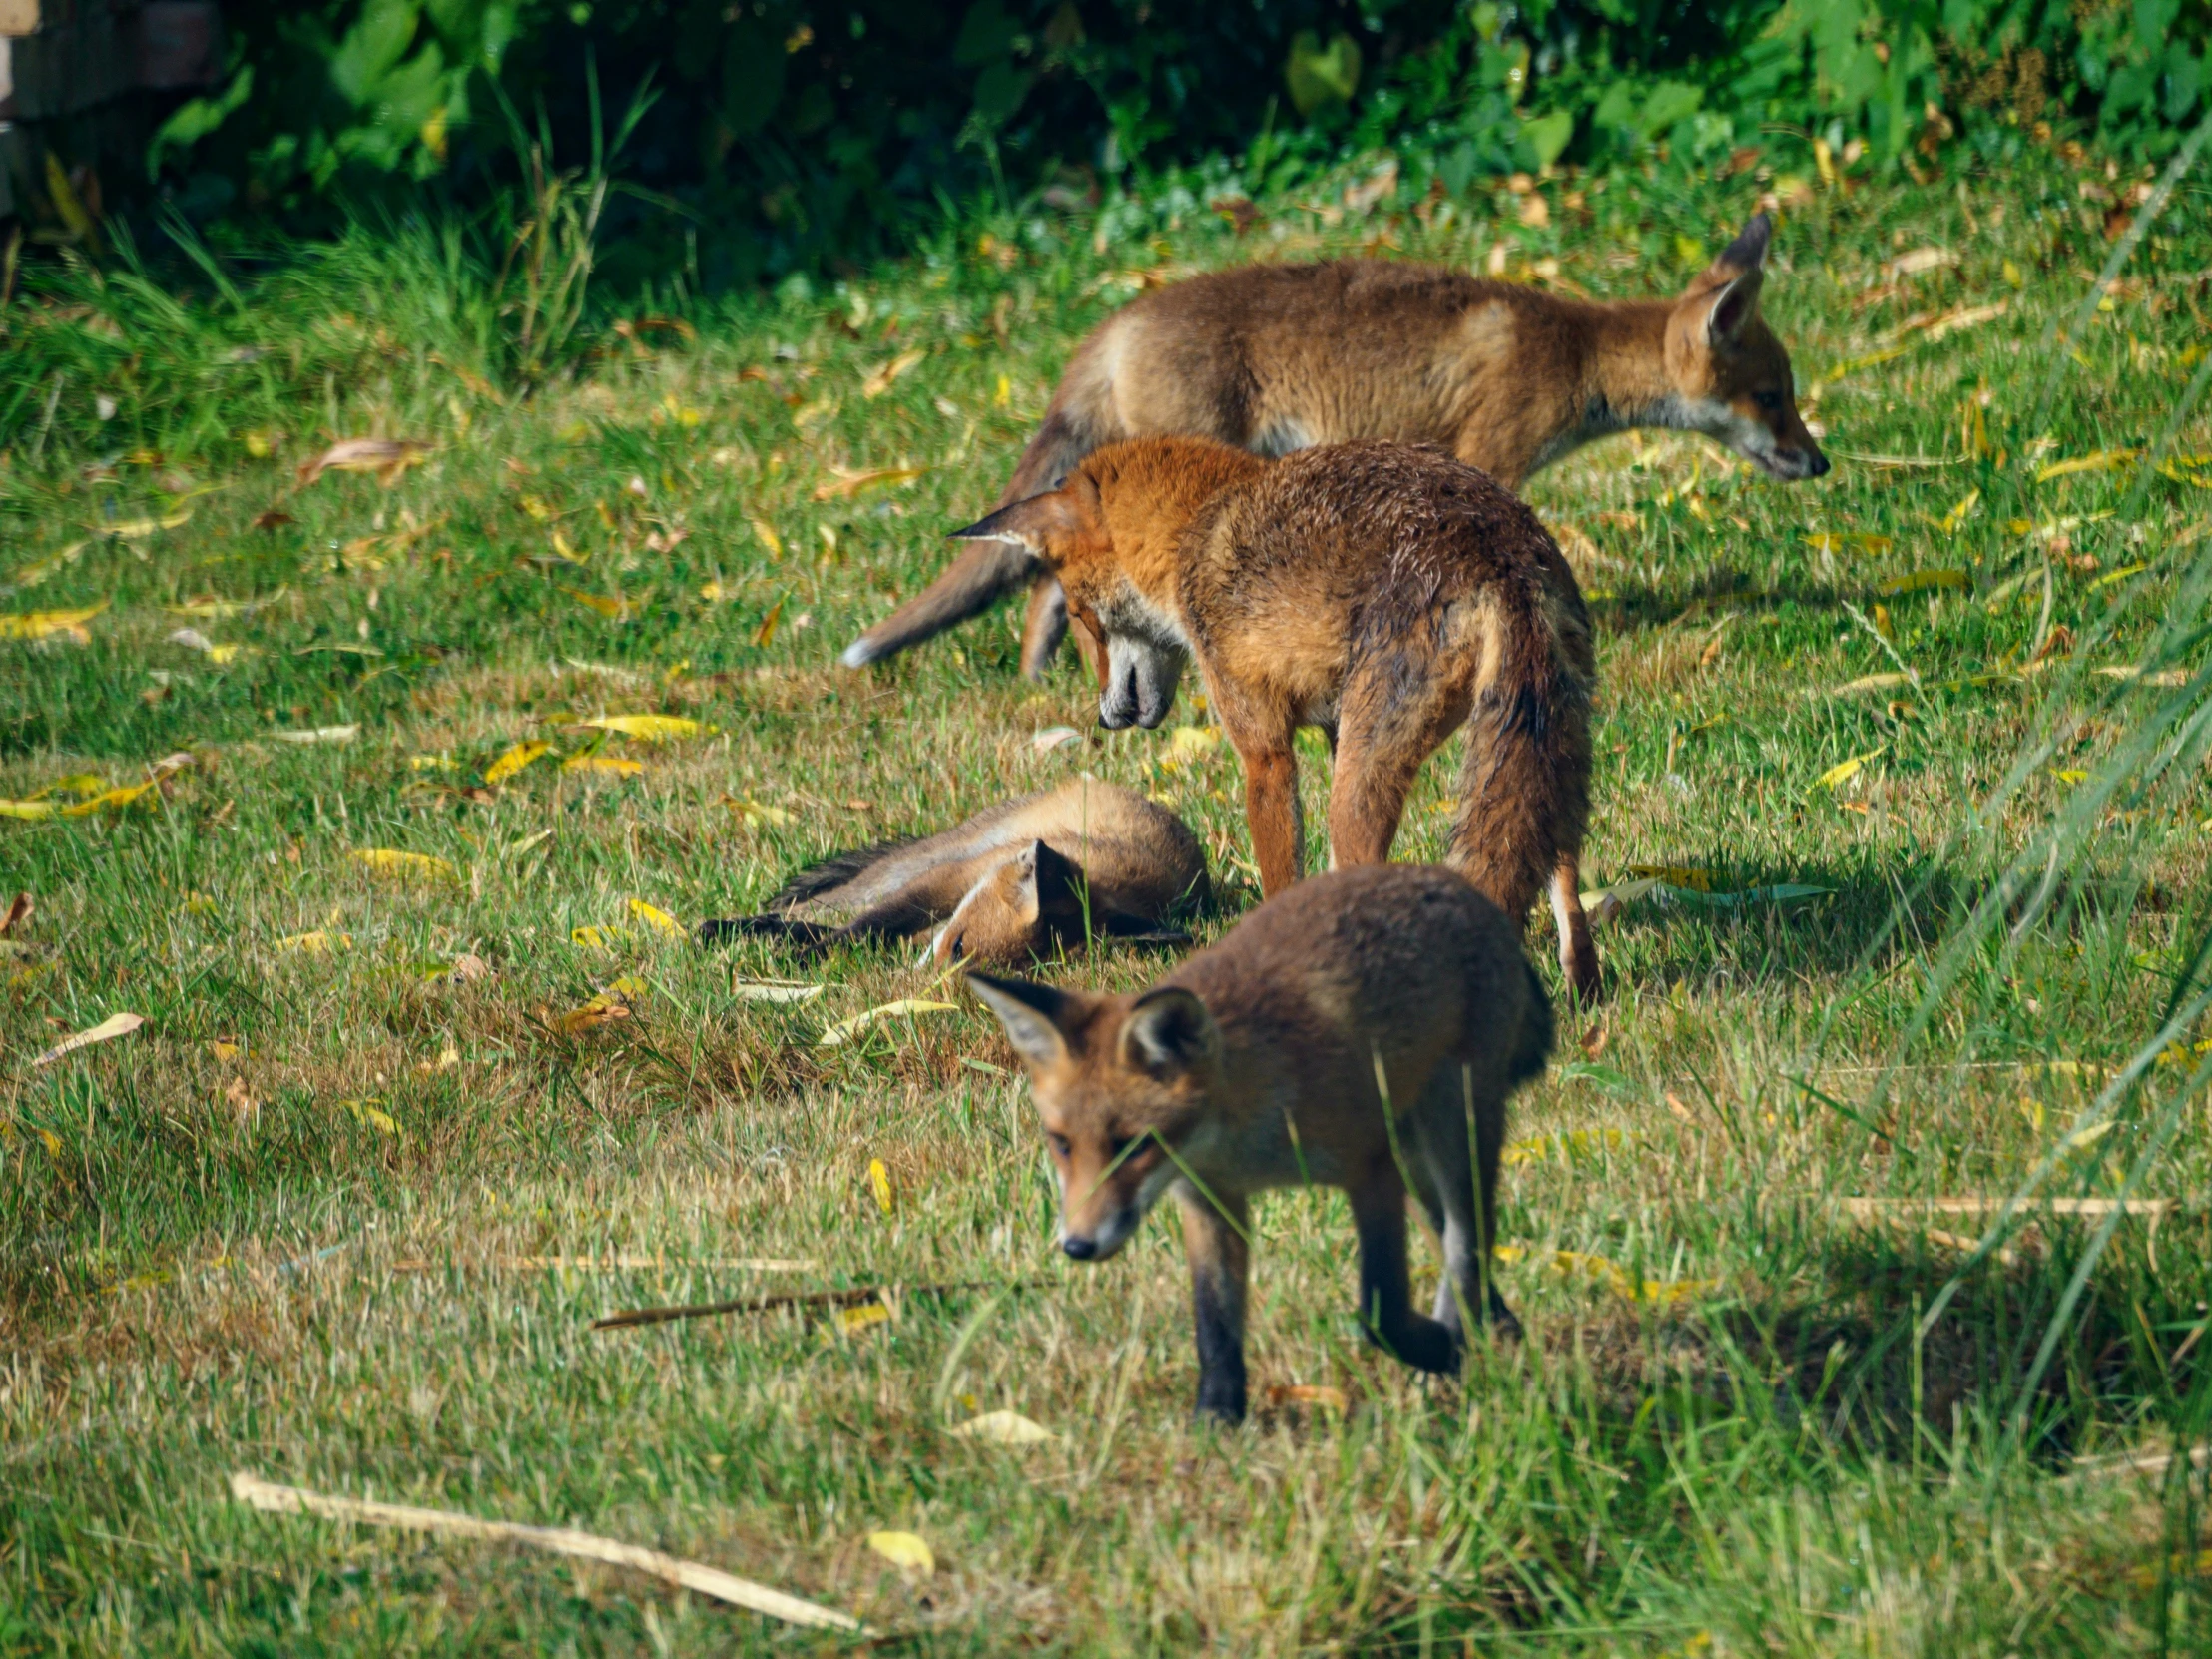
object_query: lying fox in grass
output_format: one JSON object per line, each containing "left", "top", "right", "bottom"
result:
{"left": 845, "top": 213, "right": 1822, "bottom": 677}
{"left": 696, "top": 778, "right": 1208, "bottom": 967}
{"left": 953, "top": 437, "right": 1601, "bottom": 1001}
{"left": 969, "top": 863, "right": 1552, "bottom": 1424}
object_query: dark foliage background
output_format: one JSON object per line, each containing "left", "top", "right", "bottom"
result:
{"left": 140, "top": 0, "right": 2212, "bottom": 284}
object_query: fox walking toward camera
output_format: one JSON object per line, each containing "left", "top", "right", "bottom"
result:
{"left": 843, "top": 213, "right": 1822, "bottom": 677}
{"left": 969, "top": 864, "right": 1552, "bottom": 1423}
{"left": 696, "top": 778, "right": 1207, "bottom": 968}
{"left": 955, "top": 436, "right": 1601, "bottom": 1000}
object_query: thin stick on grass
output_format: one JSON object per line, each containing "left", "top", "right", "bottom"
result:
{"left": 590, "top": 1279, "right": 1032, "bottom": 1331}
{"left": 228, "top": 1471, "right": 870, "bottom": 1634}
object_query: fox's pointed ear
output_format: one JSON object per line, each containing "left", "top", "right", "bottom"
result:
{"left": 1698, "top": 267, "right": 1765, "bottom": 347}
{"left": 1027, "top": 839, "right": 1084, "bottom": 917}
{"left": 949, "top": 489, "right": 1081, "bottom": 556}
{"left": 968, "top": 972, "right": 1078, "bottom": 1069}
{"left": 1117, "top": 986, "right": 1221, "bottom": 1080}
{"left": 1715, "top": 211, "right": 1772, "bottom": 274}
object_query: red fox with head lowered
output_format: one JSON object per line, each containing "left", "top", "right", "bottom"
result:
{"left": 843, "top": 213, "right": 1821, "bottom": 677}
{"left": 951, "top": 436, "right": 1601, "bottom": 1001}
{"left": 969, "top": 863, "right": 1552, "bottom": 1424}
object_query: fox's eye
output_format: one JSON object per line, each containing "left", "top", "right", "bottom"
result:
{"left": 1108, "top": 1135, "right": 1132, "bottom": 1159}
{"left": 1047, "top": 1133, "right": 1071, "bottom": 1159}
{"left": 1753, "top": 389, "right": 1784, "bottom": 412}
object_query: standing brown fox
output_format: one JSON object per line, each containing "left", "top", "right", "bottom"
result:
{"left": 696, "top": 778, "right": 1207, "bottom": 967}
{"left": 953, "top": 437, "right": 1600, "bottom": 1000}
{"left": 969, "top": 863, "right": 1552, "bottom": 1423}
{"left": 843, "top": 213, "right": 1822, "bottom": 677}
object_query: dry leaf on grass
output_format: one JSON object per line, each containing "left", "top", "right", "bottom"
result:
{"left": 626, "top": 898, "right": 681, "bottom": 937}
{"left": 2036, "top": 448, "right": 2138, "bottom": 483}
{"left": 813, "top": 463, "right": 927, "bottom": 499}
{"left": 836, "top": 1302, "right": 894, "bottom": 1335}
{"left": 560, "top": 587, "right": 629, "bottom": 620}
{"left": 1811, "top": 748, "right": 1883, "bottom": 792}
{"left": 562, "top": 754, "right": 645, "bottom": 778}
{"left": 576, "top": 714, "right": 710, "bottom": 741}
{"left": 104, "top": 508, "right": 194, "bottom": 539}
{"left": 274, "top": 725, "right": 359, "bottom": 745}
{"left": 865, "top": 1531, "right": 934, "bottom": 1576}
{"left": 948, "top": 1410, "right": 1057, "bottom": 1445}
{"left": 483, "top": 741, "right": 553, "bottom": 786}
{"left": 350, "top": 848, "right": 459, "bottom": 883}
{"left": 229, "top": 1472, "right": 867, "bottom": 1634}
{"left": 818, "top": 999, "right": 959, "bottom": 1047}
{"left": 62, "top": 781, "right": 160, "bottom": 816}
{"left": 858, "top": 352, "right": 926, "bottom": 399}
{"left": 731, "top": 979, "right": 824, "bottom": 1004}
{"left": 295, "top": 438, "right": 429, "bottom": 486}
{"left": 0, "top": 893, "right": 29, "bottom": 937}
{"left": 0, "top": 600, "right": 109, "bottom": 642}
{"left": 868, "top": 1158, "right": 895, "bottom": 1215}
{"left": 33, "top": 1011, "right": 144, "bottom": 1067}
{"left": 276, "top": 930, "right": 352, "bottom": 954}
{"left": 1032, "top": 726, "right": 1080, "bottom": 753}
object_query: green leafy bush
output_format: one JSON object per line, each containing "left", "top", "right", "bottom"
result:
{"left": 146, "top": 0, "right": 2211, "bottom": 282}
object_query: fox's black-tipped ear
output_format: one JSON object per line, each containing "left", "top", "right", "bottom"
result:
{"left": 949, "top": 488, "right": 1081, "bottom": 555}
{"left": 1702, "top": 267, "right": 1765, "bottom": 345}
{"left": 1717, "top": 211, "right": 1772, "bottom": 273}
{"left": 967, "top": 971, "right": 1077, "bottom": 1069}
{"left": 1026, "top": 839, "right": 1084, "bottom": 914}
{"left": 1117, "top": 986, "right": 1221, "bottom": 1080}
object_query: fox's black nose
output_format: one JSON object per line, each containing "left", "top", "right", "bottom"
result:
{"left": 1806, "top": 448, "right": 1832, "bottom": 479}
{"left": 1061, "top": 1235, "right": 1099, "bottom": 1261}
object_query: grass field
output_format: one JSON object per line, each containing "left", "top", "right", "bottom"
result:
{"left": 5, "top": 137, "right": 2212, "bottom": 1654}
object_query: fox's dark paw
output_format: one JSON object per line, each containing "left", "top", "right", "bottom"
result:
{"left": 1192, "top": 1374, "right": 1247, "bottom": 1425}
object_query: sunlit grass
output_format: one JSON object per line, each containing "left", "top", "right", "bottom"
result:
{"left": 3, "top": 142, "right": 2211, "bottom": 1653}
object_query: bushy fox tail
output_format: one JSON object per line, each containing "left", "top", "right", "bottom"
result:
{"left": 841, "top": 400, "right": 1106, "bottom": 669}
{"left": 1449, "top": 581, "right": 1593, "bottom": 935}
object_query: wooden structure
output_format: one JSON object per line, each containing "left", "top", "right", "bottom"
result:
{"left": 0, "top": 1, "right": 224, "bottom": 221}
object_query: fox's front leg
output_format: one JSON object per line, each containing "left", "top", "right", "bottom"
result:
{"left": 1178, "top": 1187, "right": 1252, "bottom": 1424}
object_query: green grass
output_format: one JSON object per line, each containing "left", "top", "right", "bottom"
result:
{"left": 4, "top": 141, "right": 2212, "bottom": 1653}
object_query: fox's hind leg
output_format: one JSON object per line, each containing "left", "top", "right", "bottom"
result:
{"left": 1411, "top": 1067, "right": 1520, "bottom": 1342}
{"left": 1349, "top": 1167, "right": 1462, "bottom": 1375}
{"left": 1328, "top": 656, "right": 1474, "bottom": 870}
{"left": 1550, "top": 853, "right": 1601, "bottom": 1005}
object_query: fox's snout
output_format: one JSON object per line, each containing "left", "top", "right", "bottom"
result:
{"left": 1755, "top": 441, "right": 1830, "bottom": 481}
{"left": 1058, "top": 1203, "right": 1140, "bottom": 1261}
{"left": 1098, "top": 636, "right": 1180, "bottom": 730}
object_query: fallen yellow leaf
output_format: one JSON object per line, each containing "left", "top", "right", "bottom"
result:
{"left": 1804, "top": 532, "right": 1893, "bottom": 555}
{"left": 626, "top": 898, "right": 682, "bottom": 937}
{"left": 868, "top": 1157, "right": 894, "bottom": 1215}
{"left": 338, "top": 1098, "right": 403, "bottom": 1137}
{"left": 276, "top": 930, "right": 352, "bottom": 954}
{"left": 723, "top": 797, "right": 791, "bottom": 828}
{"left": 1812, "top": 748, "right": 1884, "bottom": 792}
{"left": 561, "top": 755, "right": 645, "bottom": 778}
{"left": 60, "top": 781, "right": 160, "bottom": 816}
{"left": 560, "top": 586, "right": 629, "bottom": 620}
{"left": 1626, "top": 864, "right": 1712, "bottom": 892}
{"left": 483, "top": 741, "right": 553, "bottom": 786}
{"left": 2036, "top": 448, "right": 2139, "bottom": 483}
{"left": 836, "top": 1301, "right": 894, "bottom": 1335}
{"left": 0, "top": 600, "right": 110, "bottom": 641}
{"left": 570, "top": 925, "right": 631, "bottom": 950}
{"left": 749, "top": 518, "right": 783, "bottom": 558}
{"left": 859, "top": 350, "right": 926, "bottom": 399}
{"left": 577, "top": 714, "right": 709, "bottom": 741}
{"left": 351, "top": 848, "right": 459, "bottom": 883}
{"left": 754, "top": 600, "right": 784, "bottom": 648}
{"left": 865, "top": 1531, "right": 933, "bottom": 1575}
{"left": 0, "top": 800, "right": 58, "bottom": 821}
